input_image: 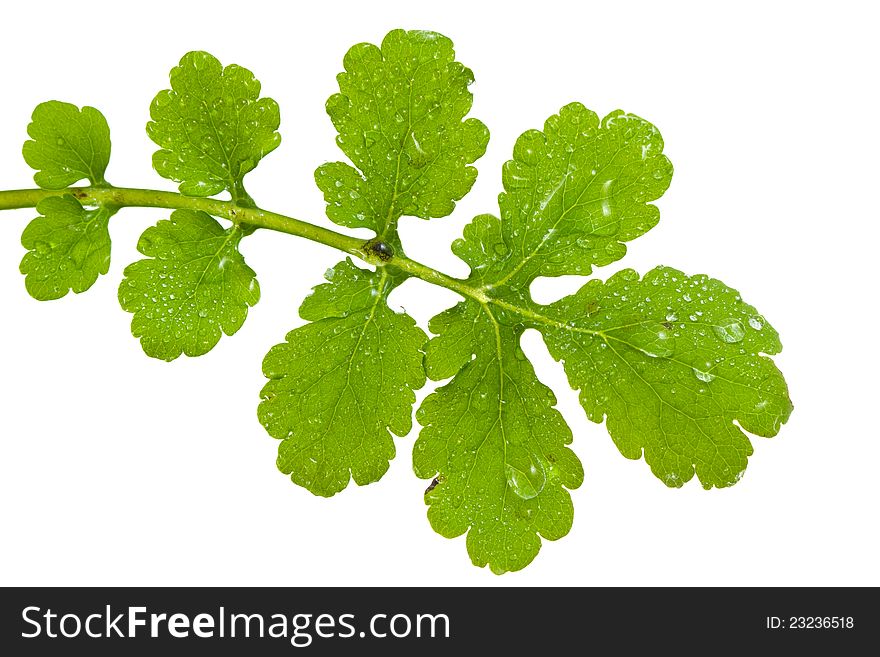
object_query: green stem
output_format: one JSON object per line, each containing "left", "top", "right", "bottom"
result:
{"left": 0, "top": 185, "right": 490, "bottom": 304}
{"left": 0, "top": 186, "right": 366, "bottom": 257}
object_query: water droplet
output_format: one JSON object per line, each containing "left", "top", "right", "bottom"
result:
{"left": 626, "top": 324, "right": 675, "bottom": 358}
{"left": 364, "top": 130, "right": 379, "bottom": 148}
{"left": 406, "top": 132, "right": 429, "bottom": 168}
{"left": 665, "top": 312, "right": 677, "bottom": 322}
{"left": 713, "top": 319, "right": 745, "bottom": 343}
{"left": 693, "top": 367, "right": 715, "bottom": 383}
{"left": 514, "top": 130, "right": 544, "bottom": 167}
{"left": 748, "top": 316, "right": 764, "bottom": 330}
{"left": 583, "top": 217, "right": 618, "bottom": 238}
{"left": 56, "top": 138, "right": 65, "bottom": 146}
{"left": 493, "top": 242, "right": 508, "bottom": 256}
{"left": 600, "top": 179, "right": 615, "bottom": 219}
{"left": 504, "top": 446, "right": 546, "bottom": 500}
{"left": 503, "top": 161, "right": 531, "bottom": 189}
{"left": 517, "top": 506, "right": 534, "bottom": 520}
{"left": 34, "top": 241, "right": 51, "bottom": 255}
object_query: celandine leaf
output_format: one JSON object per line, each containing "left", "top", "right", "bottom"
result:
{"left": 147, "top": 51, "right": 281, "bottom": 198}
{"left": 414, "top": 301, "right": 583, "bottom": 574}
{"left": 20, "top": 195, "right": 111, "bottom": 300}
{"left": 118, "top": 210, "right": 259, "bottom": 361}
{"left": 23, "top": 101, "right": 111, "bottom": 189}
{"left": 259, "top": 260, "right": 426, "bottom": 497}
{"left": 257, "top": 30, "right": 476, "bottom": 497}
{"left": 416, "top": 103, "right": 789, "bottom": 571}
{"left": 315, "top": 29, "right": 489, "bottom": 237}
{"left": 480, "top": 102, "right": 672, "bottom": 292}
{"left": 19, "top": 102, "right": 115, "bottom": 300}
{"left": 543, "top": 267, "right": 792, "bottom": 488}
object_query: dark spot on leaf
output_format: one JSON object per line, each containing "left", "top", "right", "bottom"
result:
{"left": 586, "top": 301, "right": 599, "bottom": 316}
{"left": 365, "top": 239, "right": 394, "bottom": 261}
{"left": 662, "top": 321, "right": 673, "bottom": 329}
{"left": 425, "top": 477, "right": 441, "bottom": 495}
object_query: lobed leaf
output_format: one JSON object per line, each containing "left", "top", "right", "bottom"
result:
{"left": 543, "top": 267, "right": 792, "bottom": 488}
{"left": 147, "top": 51, "right": 281, "bottom": 198}
{"left": 20, "top": 195, "right": 111, "bottom": 300}
{"left": 23, "top": 101, "right": 111, "bottom": 189}
{"left": 259, "top": 260, "right": 426, "bottom": 496}
{"left": 416, "top": 103, "right": 789, "bottom": 570}
{"left": 118, "top": 209, "right": 259, "bottom": 361}
{"left": 315, "top": 29, "right": 488, "bottom": 237}
{"left": 415, "top": 300, "right": 583, "bottom": 574}
{"left": 477, "top": 102, "right": 672, "bottom": 292}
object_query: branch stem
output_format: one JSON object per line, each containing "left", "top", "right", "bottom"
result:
{"left": 0, "top": 186, "right": 490, "bottom": 304}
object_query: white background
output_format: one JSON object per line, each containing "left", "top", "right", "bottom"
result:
{"left": 0, "top": 0, "right": 877, "bottom": 587}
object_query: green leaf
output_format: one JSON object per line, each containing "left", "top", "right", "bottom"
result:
{"left": 542, "top": 267, "right": 792, "bottom": 488}
{"left": 147, "top": 51, "right": 281, "bottom": 198}
{"left": 315, "top": 29, "right": 489, "bottom": 236}
{"left": 23, "top": 101, "right": 111, "bottom": 189}
{"left": 478, "top": 102, "right": 672, "bottom": 291}
{"left": 19, "top": 195, "right": 111, "bottom": 300}
{"left": 416, "top": 103, "right": 788, "bottom": 570}
{"left": 118, "top": 209, "right": 259, "bottom": 361}
{"left": 414, "top": 300, "right": 583, "bottom": 574}
{"left": 259, "top": 260, "right": 426, "bottom": 497}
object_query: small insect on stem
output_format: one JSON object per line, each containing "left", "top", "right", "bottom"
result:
{"left": 365, "top": 239, "right": 394, "bottom": 262}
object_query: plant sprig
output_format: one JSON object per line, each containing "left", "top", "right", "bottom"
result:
{"left": 0, "top": 29, "right": 793, "bottom": 574}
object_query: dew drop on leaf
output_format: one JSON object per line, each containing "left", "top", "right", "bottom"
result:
{"left": 504, "top": 446, "right": 546, "bottom": 500}
{"left": 515, "top": 130, "right": 543, "bottom": 167}
{"left": 713, "top": 318, "right": 745, "bottom": 343}
{"left": 693, "top": 367, "right": 715, "bottom": 383}
{"left": 626, "top": 324, "right": 675, "bottom": 358}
